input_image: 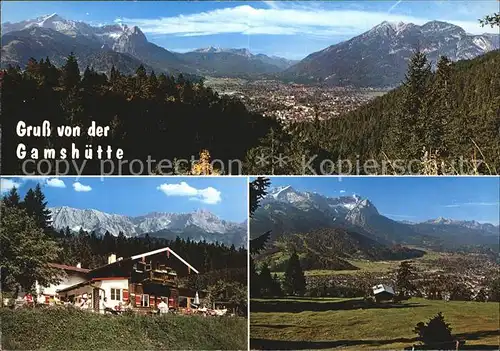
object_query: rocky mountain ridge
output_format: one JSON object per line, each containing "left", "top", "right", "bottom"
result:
{"left": 284, "top": 20, "right": 499, "bottom": 87}
{"left": 3, "top": 15, "right": 497, "bottom": 85}
{"left": 50, "top": 206, "right": 247, "bottom": 247}
{"left": 251, "top": 186, "right": 499, "bottom": 248}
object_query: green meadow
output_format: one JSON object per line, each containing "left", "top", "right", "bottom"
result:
{"left": 251, "top": 297, "right": 500, "bottom": 350}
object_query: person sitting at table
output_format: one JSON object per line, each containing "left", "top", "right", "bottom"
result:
{"left": 158, "top": 298, "right": 169, "bottom": 314}
{"left": 123, "top": 299, "right": 132, "bottom": 311}
{"left": 24, "top": 293, "right": 34, "bottom": 307}
{"left": 101, "top": 297, "right": 118, "bottom": 315}
{"left": 80, "top": 295, "right": 89, "bottom": 310}
{"left": 36, "top": 294, "right": 46, "bottom": 306}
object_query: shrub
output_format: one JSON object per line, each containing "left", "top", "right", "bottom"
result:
{"left": 413, "top": 312, "right": 454, "bottom": 346}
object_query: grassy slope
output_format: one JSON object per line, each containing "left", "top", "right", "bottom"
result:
{"left": 1, "top": 307, "right": 248, "bottom": 350}
{"left": 250, "top": 297, "right": 500, "bottom": 350}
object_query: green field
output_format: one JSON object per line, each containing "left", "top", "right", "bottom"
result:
{"left": 251, "top": 297, "right": 500, "bottom": 350}
{"left": 1, "top": 307, "right": 248, "bottom": 350}
{"left": 271, "top": 249, "right": 448, "bottom": 277}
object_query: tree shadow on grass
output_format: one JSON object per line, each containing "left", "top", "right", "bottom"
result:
{"left": 251, "top": 298, "right": 426, "bottom": 313}
{"left": 250, "top": 330, "right": 500, "bottom": 350}
{"left": 455, "top": 329, "right": 500, "bottom": 341}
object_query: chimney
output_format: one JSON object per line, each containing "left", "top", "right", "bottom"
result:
{"left": 76, "top": 262, "right": 82, "bottom": 268}
{"left": 108, "top": 254, "right": 117, "bottom": 264}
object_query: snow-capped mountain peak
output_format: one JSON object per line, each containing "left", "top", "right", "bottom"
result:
{"left": 267, "top": 186, "right": 308, "bottom": 204}
{"left": 49, "top": 206, "right": 246, "bottom": 246}
{"left": 380, "top": 21, "right": 409, "bottom": 33}
{"left": 38, "top": 13, "right": 64, "bottom": 25}
{"left": 271, "top": 185, "right": 292, "bottom": 198}
{"left": 194, "top": 46, "right": 224, "bottom": 53}
{"left": 423, "top": 217, "right": 499, "bottom": 234}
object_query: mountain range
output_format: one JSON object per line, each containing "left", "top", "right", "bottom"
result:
{"left": 50, "top": 206, "right": 247, "bottom": 248}
{"left": 251, "top": 186, "right": 499, "bottom": 249}
{"left": 1, "top": 14, "right": 295, "bottom": 77}
{"left": 284, "top": 20, "right": 499, "bottom": 87}
{"left": 2, "top": 15, "right": 498, "bottom": 86}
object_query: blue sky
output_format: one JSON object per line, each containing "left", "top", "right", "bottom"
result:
{"left": 2, "top": 1, "right": 499, "bottom": 59}
{"left": 261, "top": 176, "right": 500, "bottom": 224}
{"left": 0, "top": 176, "right": 248, "bottom": 222}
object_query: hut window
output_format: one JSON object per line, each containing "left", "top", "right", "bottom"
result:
{"left": 141, "top": 294, "right": 150, "bottom": 307}
{"left": 110, "top": 288, "right": 121, "bottom": 301}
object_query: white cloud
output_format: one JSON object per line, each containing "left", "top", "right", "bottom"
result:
{"left": 157, "top": 181, "right": 221, "bottom": 205}
{"left": 73, "top": 182, "right": 92, "bottom": 192}
{"left": 444, "top": 202, "right": 499, "bottom": 208}
{"left": 384, "top": 213, "right": 416, "bottom": 219}
{"left": 22, "top": 176, "right": 50, "bottom": 183}
{"left": 116, "top": 3, "right": 499, "bottom": 38}
{"left": 0, "top": 178, "right": 22, "bottom": 193}
{"left": 46, "top": 178, "right": 66, "bottom": 188}
{"left": 340, "top": 190, "right": 346, "bottom": 194}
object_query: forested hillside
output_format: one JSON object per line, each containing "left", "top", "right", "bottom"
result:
{"left": 247, "top": 50, "right": 500, "bottom": 175}
{"left": 256, "top": 228, "right": 425, "bottom": 271}
{"left": 2, "top": 50, "right": 499, "bottom": 175}
{"left": 1, "top": 55, "right": 277, "bottom": 175}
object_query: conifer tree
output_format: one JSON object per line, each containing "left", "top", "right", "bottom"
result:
{"left": 259, "top": 263, "right": 275, "bottom": 296}
{"left": 271, "top": 273, "right": 283, "bottom": 297}
{"left": 414, "top": 312, "right": 453, "bottom": 346}
{"left": 396, "top": 261, "right": 417, "bottom": 297}
{"left": 0, "top": 205, "right": 61, "bottom": 296}
{"left": 429, "top": 56, "right": 453, "bottom": 155}
{"left": 480, "top": 12, "right": 500, "bottom": 27}
{"left": 109, "top": 65, "right": 120, "bottom": 86}
{"left": 61, "top": 52, "right": 80, "bottom": 89}
{"left": 283, "top": 251, "right": 306, "bottom": 296}
{"left": 2, "top": 187, "right": 21, "bottom": 208}
{"left": 249, "top": 257, "right": 261, "bottom": 298}
{"left": 390, "top": 50, "right": 432, "bottom": 163}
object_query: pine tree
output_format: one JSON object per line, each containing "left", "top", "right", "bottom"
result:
{"left": 61, "top": 52, "right": 80, "bottom": 89}
{"left": 283, "top": 251, "right": 306, "bottom": 296}
{"left": 41, "top": 57, "right": 60, "bottom": 87}
{"left": 249, "top": 257, "right": 261, "bottom": 298}
{"left": 414, "top": 312, "right": 453, "bottom": 346}
{"left": 259, "top": 263, "right": 275, "bottom": 296}
{"left": 23, "top": 188, "right": 37, "bottom": 217}
{"left": 396, "top": 261, "right": 416, "bottom": 297}
{"left": 22, "top": 184, "right": 52, "bottom": 231}
{"left": 0, "top": 205, "right": 61, "bottom": 296}
{"left": 390, "top": 50, "right": 432, "bottom": 163}
{"left": 480, "top": 12, "right": 500, "bottom": 27}
{"left": 271, "top": 273, "right": 283, "bottom": 297}
{"left": 429, "top": 56, "right": 453, "bottom": 156}
{"left": 2, "top": 187, "right": 21, "bottom": 208}
{"left": 34, "top": 184, "right": 52, "bottom": 230}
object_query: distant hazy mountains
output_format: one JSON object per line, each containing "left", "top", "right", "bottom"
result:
{"left": 2, "top": 15, "right": 498, "bottom": 86}
{"left": 251, "top": 186, "right": 499, "bottom": 250}
{"left": 50, "top": 206, "right": 247, "bottom": 248}
{"left": 284, "top": 21, "right": 499, "bottom": 87}
{"left": 1, "top": 14, "right": 295, "bottom": 77}
{"left": 178, "top": 47, "right": 298, "bottom": 76}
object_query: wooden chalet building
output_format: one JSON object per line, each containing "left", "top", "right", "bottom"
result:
{"left": 38, "top": 247, "right": 205, "bottom": 313}
{"left": 372, "top": 284, "right": 395, "bottom": 302}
